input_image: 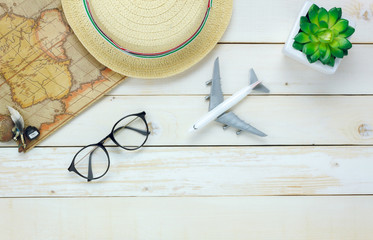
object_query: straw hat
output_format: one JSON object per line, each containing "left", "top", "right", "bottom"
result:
{"left": 62, "top": 0, "right": 233, "bottom": 79}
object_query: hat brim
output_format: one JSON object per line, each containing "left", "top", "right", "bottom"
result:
{"left": 62, "top": 0, "right": 233, "bottom": 79}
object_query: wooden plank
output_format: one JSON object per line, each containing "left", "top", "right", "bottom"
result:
{"left": 1, "top": 146, "right": 373, "bottom": 197}
{"left": 112, "top": 45, "right": 373, "bottom": 95}
{"left": 222, "top": 0, "right": 373, "bottom": 43}
{"left": 1, "top": 96, "right": 371, "bottom": 147}
{"left": 1, "top": 196, "right": 373, "bottom": 240}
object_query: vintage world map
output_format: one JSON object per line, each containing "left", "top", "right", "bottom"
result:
{"left": 0, "top": 0, "right": 126, "bottom": 151}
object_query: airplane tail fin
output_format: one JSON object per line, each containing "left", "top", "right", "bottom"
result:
{"left": 249, "top": 69, "right": 270, "bottom": 93}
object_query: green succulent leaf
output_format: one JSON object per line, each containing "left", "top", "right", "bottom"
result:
{"left": 327, "top": 56, "right": 336, "bottom": 67}
{"left": 329, "top": 39, "right": 339, "bottom": 49}
{"left": 303, "top": 42, "right": 319, "bottom": 55}
{"left": 318, "top": 8, "right": 329, "bottom": 24}
{"left": 320, "top": 46, "right": 331, "bottom": 64}
{"left": 309, "top": 4, "right": 320, "bottom": 13}
{"left": 300, "top": 22, "right": 312, "bottom": 34}
{"left": 309, "top": 34, "right": 319, "bottom": 42}
{"left": 309, "top": 50, "right": 321, "bottom": 63}
{"left": 339, "top": 26, "right": 355, "bottom": 38}
{"left": 331, "top": 19, "right": 349, "bottom": 33}
{"left": 343, "top": 49, "right": 348, "bottom": 56}
{"left": 336, "top": 37, "right": 352, "bottom": 50}
{"left": 308, "top": 4, "right": 320, "bottom": 26}
{"left": 328, "top": 7, "right": 342, "bottom": 27}
{"left": 332, "top": 29, "right": 340, "bottom": 37}
{"left": 310, "top": 23, "right": 320, "bottom": 34}
{"left": 300, "top": 16, "right": 310, "bottom": 25}
{"left": 293, "top": 41, "right": 304, "bottom": 51}
{"left": 330, "top": 47, "right": 344, "bottom": 58}
{"left": 336, "top": 8, "right": 342, "bottom": 20}
{"left": 319, "top": 21, "right": 329, "bottom": 29}
{"left": 294, "top": 32, "right": 311, "bottom": 43}
{"left": 319, "top": 43, "right": 328, "bottom": 56}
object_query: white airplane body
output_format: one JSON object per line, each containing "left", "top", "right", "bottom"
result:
{"left": 189, "top": 57, "right": 269, "bottom": 136}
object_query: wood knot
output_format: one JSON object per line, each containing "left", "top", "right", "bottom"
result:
{"left": 147, "top": 122, "right": 160, "bottom": 135}
{"left": 362, "top": 10, "right": 371, "bottom": 21}
{"left": 358, "top": 124, "right": 373, "bottom": 137}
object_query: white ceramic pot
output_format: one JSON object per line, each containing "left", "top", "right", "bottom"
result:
{"left": 283, "top": 1, "right": 355, "bottom": 74}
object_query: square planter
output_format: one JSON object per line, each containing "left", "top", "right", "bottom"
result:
{"left": 283, "top": 1, "right": 355, "bottom": 74}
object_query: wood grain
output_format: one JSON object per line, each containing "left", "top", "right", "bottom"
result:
{"left": 222, "top": 0, "right": 373, "bottom": 43}
{"left": 113, "top": 44, "right": 373, "bottom": 95}
{"left": 1, "top": 146, "right": 372, "bottom": 197}
{"left": 1, "top": 197, "right": 373, "bottom": 240}
{"left": 0, "top": 96, "right": 369, "bottom": 147}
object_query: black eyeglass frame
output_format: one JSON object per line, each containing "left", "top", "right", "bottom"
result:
{"left": 68, "top": 111, "right": 149, "bottom": 181}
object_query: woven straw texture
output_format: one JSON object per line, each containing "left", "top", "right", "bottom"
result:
{"left": 62, "top": 0, "right": 233, "bottom": 79}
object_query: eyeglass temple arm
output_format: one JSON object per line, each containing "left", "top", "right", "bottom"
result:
{"left": 114, "top": 126, "right": 150, "bottom": 136}
{"left": 87, "top": 151, "right": 94, "bottom": 182}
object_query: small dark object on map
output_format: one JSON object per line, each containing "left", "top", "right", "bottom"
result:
{"left": 0, "top": 114, "right": 14, "bottom": 142}
{"left": 25, "top": 126, "right": 40, "bottom": 141}
{"left": 17, "top": 134, "right": 33, "bottom": 153}
{"left": 12, "top": 126, "right": 20, "bottom": 141}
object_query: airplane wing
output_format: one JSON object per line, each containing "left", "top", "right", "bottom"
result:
{"left": 216, "top": 112, "right": 267, "bottom": 137}
{"left": 208, "top": 58, "right": 224, "bottom": 111}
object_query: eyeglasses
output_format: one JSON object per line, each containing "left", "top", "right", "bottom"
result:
{"left": 68, "top": 111, "right": 150, "bottom": 181}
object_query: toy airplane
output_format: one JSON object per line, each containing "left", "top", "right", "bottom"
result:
{"left": 189, "top": 57, "right": 270, "bottom": 136}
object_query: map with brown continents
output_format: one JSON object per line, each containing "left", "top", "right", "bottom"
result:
{"left": 0, "top": 0, "right": 126, "bottom": 152}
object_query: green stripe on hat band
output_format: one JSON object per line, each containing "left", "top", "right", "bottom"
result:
{"left": 83, "top": 0, "right": 213, "bottom": 59}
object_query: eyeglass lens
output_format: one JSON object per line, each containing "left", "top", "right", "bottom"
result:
{"left": 112, "top": 115, "right": 148, "bottom": 150}
{"left": 74, "top": 145, "right": 109, "bottom": 180}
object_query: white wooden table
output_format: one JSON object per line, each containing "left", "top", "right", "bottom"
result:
{"left": 1, "top": 0, "right": 373, "bottom": 239}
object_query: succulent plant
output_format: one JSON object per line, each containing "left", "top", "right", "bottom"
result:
{"left": 293, "top": 4, "right": 355, "bottom": 67}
